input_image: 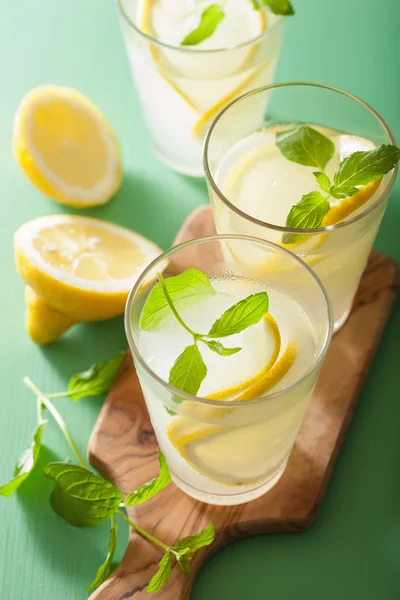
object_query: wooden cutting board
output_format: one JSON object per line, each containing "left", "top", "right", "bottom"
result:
{"left": 88, "top": 205, "right": 398, "bottom": 600}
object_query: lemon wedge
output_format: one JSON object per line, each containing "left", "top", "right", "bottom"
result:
{"left": 13, "top": 85, "right": 121, "bottom": 207}
{"left": 15, "top": 216, "right": 162, "bottom": 335}
{"left": 24, "top": 286, "right": 76, "bottom": 345}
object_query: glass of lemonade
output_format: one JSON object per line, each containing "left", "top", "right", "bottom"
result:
{"left": 204, "top": 82, "right": 398, "bottom": 331}
{"left": 125, "top": 235, "right": 332, "bottom": 505}
{"left": 117, "top": 0, "right": 288, "bottom": 176}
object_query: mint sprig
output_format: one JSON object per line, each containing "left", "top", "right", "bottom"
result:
{"left": 144, "top": 271, "right": 269, "bottom": 396}
{"left": 181, "top": 4, "right": 225, "bottom": 46}
{"left": 276, "top": 125, "right": 400, "bottom": 243}
{"left": 0, "top": 371, "right": 215, "bottom": 593}
{"left": 252, "top": 0, "right": 295, "bottom": 15}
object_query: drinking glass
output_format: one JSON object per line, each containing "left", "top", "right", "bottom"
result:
{"left": 125, "top": 235, "right": 333, "bottom": 505}
{"left": 117, "top": 0, "right": 285, "bottom": 176}
{"left": 204, "top": 82, "right": 397, "bottom": 331}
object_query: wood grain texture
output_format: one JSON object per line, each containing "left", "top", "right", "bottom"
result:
{"left": 88, "top": 205, "right": 398, "bottom": 600}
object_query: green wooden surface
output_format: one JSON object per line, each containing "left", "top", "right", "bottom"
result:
{"left": 0, "top": 0, "right": 399, "bottom": 598}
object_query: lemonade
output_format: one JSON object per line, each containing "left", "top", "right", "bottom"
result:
{"left": 204, "top": 83, "right": 399, "bottom": 330}
{"left": 117, "top": 0, "right": 288, "bottom": 175}
{"left": 126, "top": 236, "right": 332, "bottom": 505}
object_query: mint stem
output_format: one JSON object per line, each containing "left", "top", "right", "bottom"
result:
{"left": 23, "top": 377, "right": 87, "bottom": 470}
{"left": 45, "top": 391, "right": 71, "bottom": 399}
{"left": 117, "top": 510, "right": 179, "bottom": 557}
{"left": 157, "top": 272, "right": 197, "bottom": 338}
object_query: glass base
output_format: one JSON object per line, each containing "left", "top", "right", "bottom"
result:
{"left": 170, "top": 463, "right": 287, "bottom": 506}
{"left": 333, "top": 307, "right": 351, "bottom": 333}
{"left": 151, "top": 145, "right": 204, "bottom": 178}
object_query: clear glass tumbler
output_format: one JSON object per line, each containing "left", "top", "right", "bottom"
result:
{"left": 125, "top": 235, "right": 332, "bottom": 505}
{"left": 117, "top": 0, "right": 285, "bottom": 176}
{"left": 204, "top": 82, "right": 397, "bottom": 331}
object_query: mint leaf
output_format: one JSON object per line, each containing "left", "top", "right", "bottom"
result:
{"left": 262, "top": 0, "right": 295, "bottom": 15}
{"left": 330, "top": 144, "right": 400, "bottom": 199}
{"left": 147, "top": 550, "right": 172, "bottom": 592}
{"left": 168, "top": 344, "right": 207, "bottom": 395}
{"left": 124, "top": 451, "right": 171, "bottom": 507}
{"left": 165, "top": 406, "right": 177, "bottom": 416}
{"left": 177, "top": 554, "right": 192, "bottom": 574}
{"left": 86, "top": 516, "right": 118, "bottom": 590}
{"left": 173, "top": 522, "right": 216, "bottom": 553}
{"left": 181, "top": 5, "right": 225, "bottom": 46}
{"left": 276, "top": 125, "right": 334, "bottom": 171}
{"left": 68, "top": 351, "right": 125, "bottom": 401}
{"left": 282, "top": 191, "right": 330, "bottom": 244}
{"left": 201, "top": 339, "right": 241, "bottom": 356}
{"left": 140, "top": 269, "right": 215, "bottom": 331}
{"left": 44, "top": 462, "right": 123, "bottom": 527}
{"left": 0, "top": 421, "right": 46, "bottom": 497}
{"left": 208, "top": 293, "right": 269, "bottom": 338}
{"left": 313, "top": 171, "right": 331, "bottom": 193}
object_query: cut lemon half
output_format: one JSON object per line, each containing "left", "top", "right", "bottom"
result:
{"left": 13, "top": 85, "right": 121, "bottom": 207}
{"left": 14, "top": 215, "right": 161, "bottom": 323}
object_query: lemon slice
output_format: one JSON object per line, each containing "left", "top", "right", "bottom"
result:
{"left": 207, "top": 313, "right": 281, "bottom": 400}
{"left": 13, "top": 85, "right": 121, "bottom": 207}
{"left": 14, "top": 215, "right": 161, "bottom": 323}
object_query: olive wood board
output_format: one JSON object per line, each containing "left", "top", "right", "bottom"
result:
{"left": 88, "top": 205, "right": 398, "bottom": 600}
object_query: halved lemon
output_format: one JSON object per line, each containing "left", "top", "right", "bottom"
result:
{"left": 13, "top": 85, "right": 121, "bottom": 207}
{"left": 14, "top": 215, "right": 162, "bottom": 326}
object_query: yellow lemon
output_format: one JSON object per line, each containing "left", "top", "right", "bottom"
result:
{"left": 24, "top": 286, "right": 76, "bottom": 345}
{"left": 13, "top": 85, "right": 121, "bottom": 207}
{"left": 14, "top": 215, "right": 162, "bottom": 329}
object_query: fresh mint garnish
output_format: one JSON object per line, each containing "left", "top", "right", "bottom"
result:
{"left": 86, "top": 516, "right": 118, "bottom": 590}
{"left": 330, "top": 145, "right": 400, "bottom": 198}
{"left": 66, "top": 351, "right": 125, "bottom": 400}
{"left": 1, "top": 374, "right": 215, "bottom": 593}
{"left": 181, "top": 4, "right": 225, "bottom": 46}
{"left": 147, "top": 550, "right": 173, "bottom": 592}
{"left": 276, "top": 125, "right": 400, "bottom": 242}
{"left": 283, "top": 192, "right": 330, "bottom": 244}
{"left": 124, "top": 450, "right": 171, "bottom": 506}
{"left": 141, "top": 271, "right": 269, "bottom": 396}
{"left": 253, "top": 0, "right": 295, "bottom": 15}
{"left": 173, "top": 521, "right": 216, "bottom": 552}
{"left": 0, "top": 420, "right": 47, "bottom": 497}
{"left": 276, "top": 125, "right": 334, "bottom": 171}
{"left": 313, "top": 171, "right": 331, "bottom": 193}
{"left": 140, "top": 268, "right": 215, "bottom": 331}
{"left": 169, "top": 343, "right": 207, "bottom": 396}
{"left": 207, "top": 292, "right": 269, "bottom": 338}
{"left": 44, "top": 462, "right": 123, "bottom": 527}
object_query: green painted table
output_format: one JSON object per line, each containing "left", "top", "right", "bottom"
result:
{"left": 1, "top": 0, "right": 399, "bottom": 598}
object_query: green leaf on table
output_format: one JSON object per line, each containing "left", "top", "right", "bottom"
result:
{"left": 255, "top": 0, "right": 295, "bottom": 15}
{"left": 201, "top": 339, "right": 242, "bottom": 356}
{"left": 43, "top": 462, "right": 123, "bottom": 527}
{"left": 313, "top": 171, "right": 331, "bottom": 193}
{"left": 67, "top": 351, "right": 125, "bottom": 401}
{"left": 173, "top": 522, "right": 216, "bottom": 553}
{"left": 140, "top": 269, "right": 215, "bottom": 331}
{"left": 330, "top": 144, "right": 400, "bottom": 199}
{"left": 181, "top": 5, "right": 225, "bottom": 46}
{"left": 86, "top": 516, "right": 118, "bottom": 590}
{"left": 169, "top": 344, "right": 207, "bottom": 395}
{"left": 208, "top": 293, "right": 269, "bottom": 338}
{"left": 282, "top": 191, "right": 330, "bottom": 244}
{"left": 0, "top": 421, "right": 47, "bottom": 497}
{"left": 276, "top": 125, "right": 334, "bottom": 171}
{"left": 124, "top": 451, "right": 171, "bottom": 507}
{"left": 147, "top": 550, "right": 172, "bottom": 592}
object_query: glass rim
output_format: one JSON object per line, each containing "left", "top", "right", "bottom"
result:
{"left": 125, "top": 234, "right": 333, "bottom": 407}
{"left": 117, "top": 0, "right": 282, "bottom": 54}
{"left": 203, "top": 81, "right": 398, "bottom": 235}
